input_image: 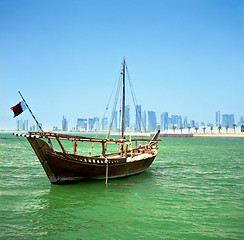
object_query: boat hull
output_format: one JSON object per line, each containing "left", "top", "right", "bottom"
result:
{"left": 27, "top": 137, "right": 157, "bottom": 184}
{"left": 46, "top": 151, "right": 156, "bottom": 184}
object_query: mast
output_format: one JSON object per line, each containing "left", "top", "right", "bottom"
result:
{"left": 121, "top": 56, "right": 126, "bottom": 140}
{"left": 18, "top": 91, "right": 43, "bottom": 132}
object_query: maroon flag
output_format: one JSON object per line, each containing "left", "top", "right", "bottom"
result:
{"left": 10, "top": 101, "right": 27, "bottom": 118}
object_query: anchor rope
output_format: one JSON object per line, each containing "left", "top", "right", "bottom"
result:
{"left": 3, "top": 159, "right": 39, "bottom": 176}
{"left": 2, "top": 135, "right": 38, "bottom": 176}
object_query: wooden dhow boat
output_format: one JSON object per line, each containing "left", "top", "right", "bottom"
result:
{"left": 14, "top": 57, "right": 160, "bottom": 184}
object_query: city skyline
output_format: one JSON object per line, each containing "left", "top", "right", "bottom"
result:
{"left": 1, "top": 0, "right": 243, "bottom": 130}
{"left": 12, "top": 110, "right": 244, "bottom": 132}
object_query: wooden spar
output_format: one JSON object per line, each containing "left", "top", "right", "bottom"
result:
{"left": 102, "top": 141, "right": 106, "bottom": 157}
{"left": 56, "top": 136, "right": 66, "bottom": 154}
{"left": 29, "top": 132, "right": 109, "bottom": 143}
{"left": 28, "top": 131, "right": 159, "bottom": 145}
{"left": 18, "top": 91, "right": 43, "bottom": 132}
{"left": 123, "top": 144, "right": 128, "bottom": 158}
{"left": 18, "top": 91, "right": 54, "bottom": 152}
{"left": 73, "top": 141, "right": 77, "bottom": 155}
{"left": 120, "top": 57, "right": 126, "bottom": 154}
{"left": 121, "top": 56, "right": 126, "bottom": 140}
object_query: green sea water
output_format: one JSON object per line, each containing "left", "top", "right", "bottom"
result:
{"left": 0, "top": 132, "right": 244, "bottom": 240}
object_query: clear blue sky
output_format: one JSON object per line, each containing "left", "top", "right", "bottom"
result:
{"left": 0, "top": 0, "right": 243, "bottom": 130}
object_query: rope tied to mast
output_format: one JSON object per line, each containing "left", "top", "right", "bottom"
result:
{"left": 88, "top": 63, "right": 122, "bottom": 156}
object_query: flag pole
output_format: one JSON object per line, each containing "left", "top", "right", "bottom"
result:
{"left": 18, "top": 91, "right": 43, "bottom": 132}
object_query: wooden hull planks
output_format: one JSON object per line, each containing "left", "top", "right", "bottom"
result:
{"left": 46, "top": 151, "right": 156, "bottom": 183}
{"left": 26, "top": 136, "right": 158, "bottom": 184}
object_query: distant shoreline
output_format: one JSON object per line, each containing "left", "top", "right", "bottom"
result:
{"left": 163, "top": 133, "right": 244, "bottom": 138}
{"left": 1, "top": 130, "right": 244, "bottom": 138}
{"left": 113, "top": 133, "right": 244, "bottom": 138}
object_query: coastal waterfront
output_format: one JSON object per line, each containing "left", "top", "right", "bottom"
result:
{"left": 1, "top": 132, "right": 244, "bottom": 239}
{"left": 111, "top": 132, "right": 244, "bottom": 138}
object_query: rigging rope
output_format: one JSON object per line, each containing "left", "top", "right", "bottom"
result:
{"left": 126, "top": 65, "right": 147, "bottom": 135}
{"left": 106, "top": 69, "right": 122, "bottom": 109}
{"left": 88, "top": 67, "right": 122, "bottom": 156}
{"left": 106, "top": 73, "right": 122, "bottom": 140}
{"left": 88, "top": 59, "right": 149, "bottom": 156}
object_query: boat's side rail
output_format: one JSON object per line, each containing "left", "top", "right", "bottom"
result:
{"left": 54, "top": 151, "right": 127, "bottom": 164}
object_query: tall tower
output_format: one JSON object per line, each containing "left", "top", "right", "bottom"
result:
{"left": 17, "top": 119, "right": 22, "bottom": 131}
{"left": 62, "top": 116, "right": 68, "bottom": 131}
{"left": 93, "top": 117, "right": 99, "bottom": 131}
{"left": 23, "top": 120, "right": 28, "bottom": 131}
{"left": 183, "top": 117, "right": 188, "bottom": 128}
{"left": 216, "top": 111, "right": 220, "bottom": 126}
{"left": 124, "top": 106, "right": 130, "bottom": 129}
{"left": 102, "top": 117, "right": 108, "bottom": 131}
{"left": 160, "top": 112, "right": 168, "bottom": 131}
{"left": 148, "top": 111, "right": 156, "bottom": 132}
{"left": 178, "top": 115, "right": 182, "bottom": 128}
{"left": 222, "top": 114, "right": 234, "bottom": 128}
{"left": 135, "top": 105, "right": 141, "bottom": 132}
{"left": 88, "top": 118, "right": 94, "bottom": 131}
{"left": 142, "top": 110, "right": 147, "bottom": 131}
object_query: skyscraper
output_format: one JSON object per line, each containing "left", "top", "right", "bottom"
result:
{"left": 216, "top": 111, "right": 220, "bottom": 126}
{"left": 87, "top": 118, "right": 94, "bottom": 131}
{"left": 76, "top": 118, "right": 87, "bottom": 131}
{"left": 171, "top": 115, "right": 178, "bottom": 127}
{"left": 183, "top": 117, "right": 188, "bottom": 128}
{"left": 93, "top": 117, "right": 99, "bottom": 131}
{"left": 148, "top": 111, "right": 156, "bottom": 132}
{"left": 160, "top": 112, "right": 168, "bottom": 131}
{"left": 178, "top": 115, "right": 182, "bottom": 128}
{"left": 239, "top": 116, "right": 244, "bottom": 125}
{"left": 23, "top": 120, "right": 28, "bottom": 131}
{"left": 17, "top": 119, "right": 22, "bottom": 131}
{"left": 124, "top": 105, "right": 130, "bottom": 129}
{"left": 62, "top": 116, "right": 68, "bottom": 131}
{"left": 142, "top": 110, "right": 147, "bottom": 131}
{"left": 135, "top": 105, "right": 142, "bottom": 132}
{"left": 102, "top": 117, "right": 108, "bottom": 131}
{"left": 30, "top": 125, "right": 36, "bottom": 131}
{"left": 222, "top": 114, "right": 234, "bottom": 128}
